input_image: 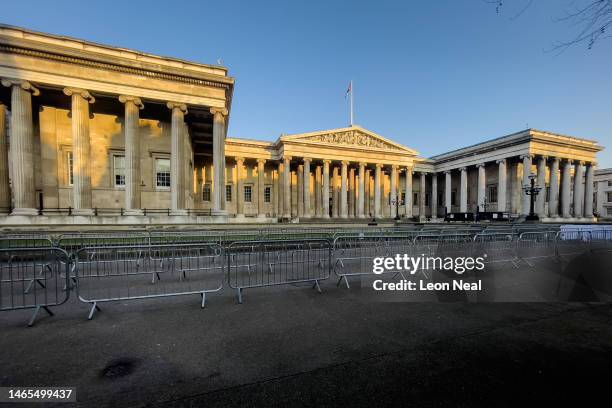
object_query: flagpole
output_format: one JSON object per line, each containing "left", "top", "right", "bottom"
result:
{"left": 350, "top": 80, "right": 354, "bottom": 126}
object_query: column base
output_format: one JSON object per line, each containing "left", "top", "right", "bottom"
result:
{"left": 72, "top": 208, "right": 95, "bottom": 216}
{"left": 235, "top": 213, "right": 245, "bottom": 220}
{"left": 169, "top": 209, "right": 188, "bottom": 216}
{"left": 323, "top": 214, "right": 330, "bottom": 219}
{"left": 211, "top": 209, "right": 228, "bottom": 216}
{"left": 124, "top": 209, "right": 144, "bottom": 216}
{"left": 256, "top": 214, "right": 267, "bottom": 219}
{"left": 10, "top": 208, "right": 39, "bottom": 216}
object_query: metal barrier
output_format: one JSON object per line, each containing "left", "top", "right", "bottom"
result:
{"left": 75, "top": 243, "right": 223, "bottom": 319}
{"left": 0, "top": 247, "right": 71, "bottom": 326}
{"left": 333, "top": 235, "right": 414, "bottom": 288}
{"left": 517, "top": 231, "right": 558, "bottom": 267}
{"left": 473, "top": 232, "right": 519, "bottom": 268}
{"left": 554, "top": 230, "right": 591, "bottom": 260}
{"left": 226, "top": 239, "right": 331, "bottom": 303}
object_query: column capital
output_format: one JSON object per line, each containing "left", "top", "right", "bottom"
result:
{"left": 167, "top": 102, "right": 187, "bottom": 113}
{"left": 322, "top": 159, "right": 332, "bottom": 164}
{"left": 303, "top": 157, "right": 312, "bottom": 164}
{"left": 475, "top": 163, "right": 485, "bottom": 168}
{"left": 575, "top": 160, "right": 585, "bottom": 166}
{"left": 444, "top": 170, "right": 451, "bottom": 175}
{"left": 118, "top": 95, "right": 144, "bottom": 109}
{"left": 1, "top": 79, "right": 40, "bottom": 96}
{"left": 391, "top": 164, "right": 399, "bottom": 170}
{"left": 210, "top": 107, "right": 228, "bottom": 117}
{"left": 283, "top": 156, "right": 292, "bottom": 162}
{"left": 235, "top": 156, "right": 245, "bottom": 164}
{"left": 63, "top": 87, "right": 95, "bottom": 103}
{"left": 257, "top": 158, "right": 267, "bottom": 165}
{"left": 495, "top": 158, "right": 507, "bottom": 164}
{"left": 341, "top": 160, "right": 349, "bottom": 166}
{"left": 459, "top": 167, "right": 467, "bottom": 172}
{"left": 375, "top": 163, "right": 384, "bottom": 169}
{"left": 519, "top": 154, "right": 533, "bottom": 160}
{"left": 538, "top": 155, "right": 549, "bottom": 161}
{"left": 563, "top": 158, "right": 574, "bottom": 165}
{"left": 358, "top": 162, "right": 367, "bottom": 167}
{"left": 550, "top": 156, "right": 560, "bottom": 163}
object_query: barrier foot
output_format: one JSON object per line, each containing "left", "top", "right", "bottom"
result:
{"left": 87, "top": 302, "right": 101, "bottom": 320}
{"left": 200, "top": 292, "right": 206, "bottom": 308}
{"left": 237, "top": 288, "right": 243, "bottom": 304}
{"left": 313, "top": 279, "right": 322, "bottom": 293}
{"left": 27, "top": 305, "right": 53, "bottom": 327}
{"left": 336, "top": 275, "right": 350, "bottom": 289}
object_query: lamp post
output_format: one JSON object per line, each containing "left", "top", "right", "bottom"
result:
{"left": 523, "top": 174, "right": 542, "bottom": 222}
{"left": 390, "top": 196, "right": 403, "bottom": 221}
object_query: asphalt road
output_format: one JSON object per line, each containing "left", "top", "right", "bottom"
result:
{"left": 1, "top": 254, "right": 612, "bottom": 407}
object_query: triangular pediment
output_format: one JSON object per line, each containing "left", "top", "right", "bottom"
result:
{"left": 280, "top": 126, "right": 418, "bottom": 155}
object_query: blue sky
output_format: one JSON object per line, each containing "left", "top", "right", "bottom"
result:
{"left": 3, "top": 0, "right": 611, "bottom": 166}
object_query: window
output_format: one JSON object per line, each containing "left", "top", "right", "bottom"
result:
{"left": 401, "top": 192, "right": 406, "bottom": 203}
{"left": 264, "top": 186, "right": 271, "bottom": 203}
{"left": 607, "top": 192, "right": 612, "bottom": 203}
{"left": 226, "top": 185, "right": 232, "bottom": 202}
{"left": 451, "top": 190, "right": 457, "bottom": 206}
{"left": 113, "top": 155, "right": 125, "bottom": 187}
{"left": 202, "top": 184, "right": 211, "bottom": 202}
{"left": 608, "top": 180, "right": 612, "bottom": 187}
{"left": 244, "top": 185, "right": 252, "bottom": 203}
{"left": 413, "top": 192, "right": 418, "bottom": 204}
{"left": 155, "top": 158, "right": 171, "bottom": 188}
{"left": 487, "top": 185, "right": 497, "bottom": 203}
{"left": 67, "top": 152, "right": 73, "bottom": 186}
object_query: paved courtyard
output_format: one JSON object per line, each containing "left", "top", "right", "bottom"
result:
{"left": 1, "top": 250, "right": 611, "bottom": 407}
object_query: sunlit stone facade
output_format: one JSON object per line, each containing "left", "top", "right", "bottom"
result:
{"left": 0, "top": 25, "right": 605, "bottom": 224}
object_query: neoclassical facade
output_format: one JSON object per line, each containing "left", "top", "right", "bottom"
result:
{"left": 0, "top": 25, "right": 605, "bottom": 224}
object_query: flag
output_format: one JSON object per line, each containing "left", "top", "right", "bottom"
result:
{"left": 345, "top": 81, "right": 352, "bottom": 98}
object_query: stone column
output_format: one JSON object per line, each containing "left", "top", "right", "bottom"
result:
{"left": 349, "top": 167, "right": 356, "bottom": 217}
{"left": 315, "top": 164, "right": 321, "bottom": 217}
{"left": 444, "top": 171, "right": 452, "bottom": 214}
{"left": 497, "top": 159, "right": 507, "bottom": 212}
{"left": 358, "top": 162, "right": 366, "bottom": 218}
{"left": 549, "top": 158, "right": 560, "bottom": 218}
{"left": 431, "top": 173, "right": 438, "bottom": 219}
{"left": 257, "top": 159, "right": 266, "bottom": 218}
{"left": 210, "top": 107, "right": 228, "bottom": 216}
{"left": 332, "top": 166, "right": 339, "bottom": 218}
{"left": 283, "top": 156, "right": 292, "bottom": 218}
{"left": 388, "top": 165, "right": 397, "bottom": 218}
{"left": 165, "top": 102, "right": 188, "bottom": 215}
{"left": 302, "top": 158, "right": 311, "bottom": 218}
{"left": 573, "top": 161, "right": 584, "bottom": 217}
{"left": 297, "top": 164, "right": 303, "bottom": 217}
{"left": 322, "top": 160, "right": 330, "bottom": 219}
{"left": 374, "top": 164, "right": 382, "bottom": 218}
{"left": 272, "top": 169, "right": 279, "bottom": 217}
{"left": 278, "top": 162, "right": 284, "bottom": 217}
{"left": 64, "top": 88, "right": 95, "bottom": 215}
{"left": 584, "top": 162, "right": 594, "bottom": 218}
{"left": 0, "top": 103, "right": 10, "bottom": 214}
{"left": 459, "top": 167, "right": 467, "bottom": 213}
{"left": 405, "top": 167, "right": 413, "bottom": 218}
{"left": 419, "top": 172, "right": 426, "bottom": 220}
{"left": 119, "top": 95, "right": 144, "bottom": 215}
{"left": 536, "top": 156, "right": 547, "bottom": 217}
{"left": 521, "top": 154, "right": 532, "bottom": 216}
{"left": 476, "top": 163, "right": 485, "bottom": 212}
{"left": 340, "top": 161, "right": 348, "bottom": 218}
{"left": 235, "top": 157, "right": 244, "bottom": 218}
{"left": 561, "top": 159, "right": 572, "bottom": 218}
{"left": 233, "top": 157, "right": 244, "bottom": 218}
{"left": 1, "top": 80, "right": 40, "bottom": 215}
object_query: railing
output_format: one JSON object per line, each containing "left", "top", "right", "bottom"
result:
{"left": 22, "top": 207, "right": 214, "bottom": 217}
{"left": 1, "top": 225, "right": 609, "bottom": 326}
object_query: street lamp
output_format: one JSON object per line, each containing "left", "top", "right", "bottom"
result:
{"left": 523, "top": 174, "right": 542, "bottom": 222}
{"left": 390, "top": 196, "right": 403, "bottom": 221}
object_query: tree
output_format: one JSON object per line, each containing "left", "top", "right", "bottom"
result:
{"left": 485, "top": 0, "right": 612, "bottom": 52}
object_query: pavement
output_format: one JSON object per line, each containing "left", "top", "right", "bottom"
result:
{"left": 1, "top": 253, "right": 612, "bottom": 407}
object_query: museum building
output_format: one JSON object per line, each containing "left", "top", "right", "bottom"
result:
{"left": 0, "top": 25, "right": 605, "bottom": 225}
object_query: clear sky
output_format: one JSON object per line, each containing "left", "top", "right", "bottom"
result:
{"left": 3, "top": 0, "right": 611, "bottom": 167}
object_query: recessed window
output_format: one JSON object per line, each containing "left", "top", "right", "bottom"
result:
{"left": 487, "top": 185, "right": 497, "bottom": 203}
{"left": 451, "top": 190, "right": 457, "bottom": 206}
{"left": 413, "top": 192, "right": 418, "bottom": 204}
{"left": 607, "top": 192, "right": 612, "bottom": 203}
{"left": 114, "top": 155, "right": 125, "bottom": 187}
{"left": 244, "top": 185, "right": 252, "bottom": 203}
{"left": 67, "top": 152, "right": 73, "bottom": 186}
{"left": 155, "top": 158, "right": 171, "bottom": 189}
{"left": 226, "top": 184, "right": 232, "bottom": 202}
{"left": 202, "top": 184, "right": 211, "bottom": 202}
{"left": 401, "top": 192, "right": 406, "bottom": 203}
{"left": 264, "top": 186, "right": 271, "bottom": 203}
